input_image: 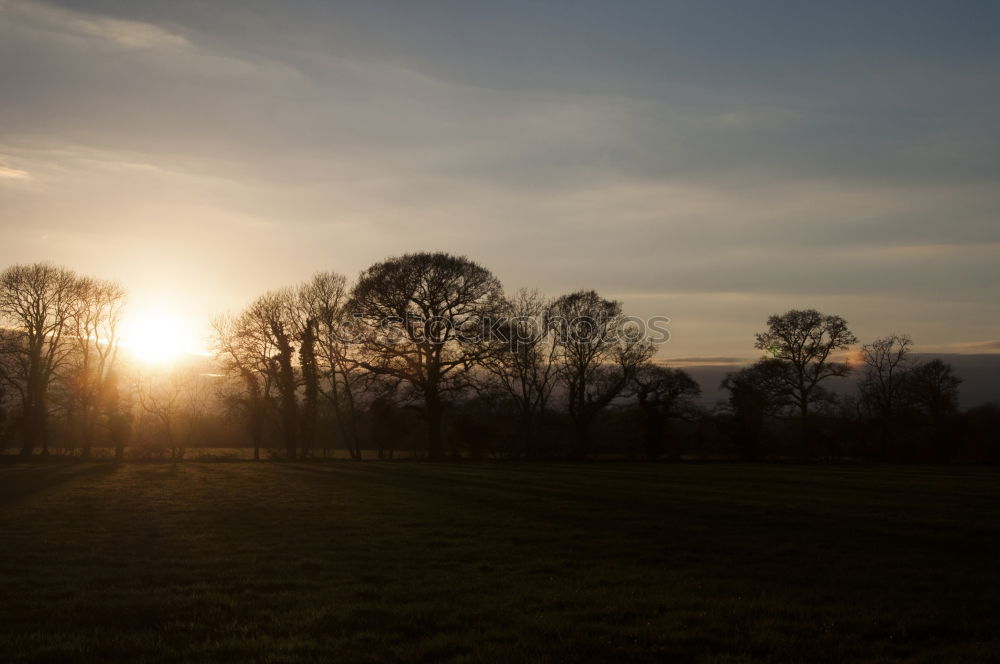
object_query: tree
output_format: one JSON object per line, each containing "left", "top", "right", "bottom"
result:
{"left": 297, "top": 272, "right": 366, "bottom": 459}
{"left": 297, "top": 316, "right": 319, "bottom": 458}
{"left": 216, "top": 288, "right": 301, "bottom": 459}
{"left": 629, "top": 363, "right": 701, "bottom": 460}
{"left": 720, "top": 358, "right": 793, "bottom": 461}
{"left": 102, "top": 369, "right": 133, "bottom": 460}
{"left": 754, "top": 309, "right": 857, "bottom": 447}
{"left": 212, "top": 313, "right": 273, "bottom": 461}
{"left": 901, "top": 358, "right": 962, "bottom": 461}
{"left": 256, "top": 292, "right": 300, "bottom": 459}
{"left": 858, "top": 333, "right": 913, "bottom": 459}
{"left": 903, "top": 359, "right": 962, "bottom": 422}
{"left": 0, "top": 263, "right": 85, "bottom": 455}
{"left": 216, "top": 273, "right": 366, "bottom": 460}
{"left": 68, "top": 278, "right": 127, "bottom": 458}
{"left": 212, "top": 289, "right": 301, "bottom": 459}
{"left": 548, "top": 290, "right": 655, "bottom": 459}
{"left": 479, "top": 289, "right": 560, "bottom": 457}
{"left": 135, "top": 367, "right": 207, "bottom": 460}
{"left": 348, "top": 252, "right": 504, "bottom": 460}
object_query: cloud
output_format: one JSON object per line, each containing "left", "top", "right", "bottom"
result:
{"left": 664, "top": 357, "right": 750, "bottom": 367}
{"left": 0, "top": 1, "right": 998, "bottom": 358}
{"left": 1, "top": 0, "right": 189, "bottom": 50}
{"left": 0, "top": 164, "right": 29, "bottom": 179}
{"left": 922, "top": 340, "right": 1000, "bottom": 354}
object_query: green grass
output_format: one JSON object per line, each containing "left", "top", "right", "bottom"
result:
{"left": 1, "top": 461, "right": 998, "bottom": 663}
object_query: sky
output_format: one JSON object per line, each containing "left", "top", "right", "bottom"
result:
{"left": 1, "top": 0, "right": 998, "bottom": 361}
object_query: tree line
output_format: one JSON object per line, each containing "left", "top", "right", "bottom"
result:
{"left": 0, "top": 255, "right": 997, "bottom": 462}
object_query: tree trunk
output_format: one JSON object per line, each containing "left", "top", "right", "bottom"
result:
{"left": 519, "top": 407, "right": 533, "bottom": 458}
{"left": 279, "top": 385, "right": 298, "bottom": 460}
{"left": 80, "top": 407, "right": 96, "bottom": 459}
{"left": 250, "top": 421, "right": 262, "bottom": 461}
{"left": 426, "top": 390, "right": 444, "bottom": 461}
{"left": 20, "top": 395, "right": 38, "bottom": 456}
{"left": 799, "top": 396, "right": 810, "bottom": 453}
{"left": 35, "top": 393, "right": 49, "bottom": 456}
{"left": 571, "top": 418, "right": 591, "bottom": 460}
{"left": 642, "top": 415, "right": 666, "bottom": 460}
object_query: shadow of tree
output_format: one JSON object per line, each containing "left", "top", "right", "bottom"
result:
{"left": 0, "top": 463, "right": 119, "bottom": 507}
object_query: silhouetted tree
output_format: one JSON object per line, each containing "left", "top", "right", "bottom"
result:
{"left": 298, "top": 272, "right": 366, "bottom": 459}
{"left": 901, "top": 358, "right": 962, "bottom": 461}
{"left": 903, "top": 359, "right": 962, "bottom": 421}
{"left": 629, "top": 363, "right": 701, "bottom": 460}
{"left": 68, "top": 278, "right": 126, "bottom": 458}
{"left": 348, "top": 252, "right": 503, "bottom": 460}
{"left": 858, "top": 334, "right": 913, "bottom": 459}
{"left": 102, "top": 369, "right": 132, "bottom": 460}
{"left": 212, "top": 314, "right": 274, "bottom": 461}
{"left": 720, "top": 358, "right": 793, "bottom": 460}
{"left": 298, "top": 317, "right": 319, "bottom": 458}
{"left": 479, "top": 289, "right": 559, "bottom": 457}
{"left": 754, "top": 309, "right": 857, "bottom": 449}
{"left": 0, "top": 263, "right": 85, "bottom": 455}
{"left": 135, "top": 368, "right": 207, "bottom": 460}
{"left": 264, "top": 297, "right": 299, "bottom": 459}
{"left": 549, "top": 290, "right": 655, "bottom": 459}
{"left": 213, "top": 289, "right": 301, "bottom": 458}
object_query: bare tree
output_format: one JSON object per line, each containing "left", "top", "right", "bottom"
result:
{"left": 629, "top": 363, "right": 701, "bottom": 460}
{"left": 0, "top": 263, "right": 85, "bottom": 455}
{"left": 902, "top": 358, "right": 963, "bottom": 461}
{"left": 297, "top": 316, "right": 319, "bottom": 458}
{"left": 479, "top": 289, "right": 560, "bottom": 457}
{"left": 720, "top": 358, "right": 794, "bottom": 461}
{"left": 754, "top": 309, "right": 857, "bottom": 446}
{"left": 68, "top": 278, "right": 127, "bottom": 458}
{"left": 233, "top": 290, "right": 300, "bottom": 458}
{"left": 549, "top": 290, "right": 655, "bottom": 459}
{"left": 212, "top": 313, "right": 274, "bottom": 461}
{"left": 858, "top": 333, "right": 913, "bottom": 458}
{"left": 135, "top": 367, "right": 207, "bottom": 460}
{"left": 903, "top": 359, "right": 962, "bottom": 421}
{"left": 348, "top": 252, "right": 504, "bottom": 460}
{"left": 102, "top": 369, "right": 132, "bottom": 460}
{"left": 216, "top": 275, "right": 366, "bottom": 460}
{"left": 297, "top": 272, "right": 366, "bottom": 459}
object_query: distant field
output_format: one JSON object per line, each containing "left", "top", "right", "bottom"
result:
{"left": 0, "top": 448, "right": 372, "bottom": 460}
{"left": 1, "top": 462, "right": 998, "bottom": 663}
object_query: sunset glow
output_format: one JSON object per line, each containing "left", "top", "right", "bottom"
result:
{"left": 120, "top": 309, "right": 202, "bottom": 365}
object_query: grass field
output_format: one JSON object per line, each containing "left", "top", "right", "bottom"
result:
{"left": 1, "top": 461, "right": 998, "bottom": 663}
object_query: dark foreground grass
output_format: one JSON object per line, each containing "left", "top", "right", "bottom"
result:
{"left": 1, "top": 462, "right": 998, "bottom": 663}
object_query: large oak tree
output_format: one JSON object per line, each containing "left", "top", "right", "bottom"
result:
{"left": 549, "top": 290, "right": 655, "bottom": 459}
{"left": 348, "top": 252, "right": 503, "bottom": 460}
{"left": 754, "top": 308, "right": 857, "bottom": 446}
{"left": 0, "top": 264, "right": 87, "bottom": 454}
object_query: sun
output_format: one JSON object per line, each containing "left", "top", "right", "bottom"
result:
{"left": 121, "top": 309, "right": 202, "bottom": 365}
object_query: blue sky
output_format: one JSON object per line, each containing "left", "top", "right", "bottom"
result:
{"left": 1, "top": 0, "right": 998, "bottom": 359}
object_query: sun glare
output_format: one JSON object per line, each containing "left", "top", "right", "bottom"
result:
{"left": 121, "top": 309, "right": 202, "bottom": 365}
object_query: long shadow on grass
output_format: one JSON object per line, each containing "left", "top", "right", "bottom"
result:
{"left": 276, "top": 463, "right": 1000, "bottom": 626}
{"left": 0, "top": 463, "right": 120, "bottom": 507}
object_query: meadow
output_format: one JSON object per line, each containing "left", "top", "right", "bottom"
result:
{"left": 1, "top": 461, "right": 998, "bottom": 663}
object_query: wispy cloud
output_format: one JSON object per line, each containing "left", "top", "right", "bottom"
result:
{"left": 1, "top": 0, "right": 189, "bottom": 50}
{"left": 921, "top": 340, "right": 1000, "bottom": 354}
{"left": 1, "top": 1, "right": 998, "bottom": 358}
{"left": 0, "top": 164, "right": 30, "bottom": 180}
{"left": 665, "top": 357, "right": 751, "bottom": 367}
